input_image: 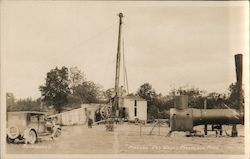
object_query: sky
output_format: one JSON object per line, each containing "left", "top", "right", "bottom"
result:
{"left": 1, "top": 1, "right": 248, "bottom": 99}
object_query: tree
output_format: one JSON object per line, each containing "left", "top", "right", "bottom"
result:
{"left": 39, "top": 66, "right": 70, "bottom": 113}
{"left": 73, "top": 81, "right": 101, "bottom": 103}
{"left": 15, "top": 98, "right": 41, "bottom": 111}
{"left": 65, "top": 94, "right": 82, "bottom": 109}
{"left": 136, "top": 83, "right": 156, "bottom": 101}
{"left": 226, "top": 82, "right": 244, "bottom": 109}
{"left": 137, "top": 83, "right": 161, "bottom": 120}
{"left": 104, "top": 86, "right": 127, "bottom": 101}
{"left": 67, "top": 94, "right": 82, "bottom": 104}
{"left": 69, "top": 66, "right": 85, "bottom": 93}
{"left": 7, "top": 92, "right": 16, "bottom": 111}
{"left": 175, "top": 87, "right": 204, "bottom": 109}
{"left": 6, "top": 92, "right": 15, "bottom": 108}
{"left": 104, "top": 88, "right": 115, "bottom": 100}
{"left": 206, "top": 92, "right": 227, "bottom": 109}
{"left": 7, "top": 96, "right": 41, "bottom": 112}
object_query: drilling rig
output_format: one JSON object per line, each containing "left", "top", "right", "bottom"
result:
{"left": 105, "top": 13, "right": 124, "bottom": 131}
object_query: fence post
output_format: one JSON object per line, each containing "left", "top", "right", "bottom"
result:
{"left": 140, "top": 124, "right": 142, "bottom": 136}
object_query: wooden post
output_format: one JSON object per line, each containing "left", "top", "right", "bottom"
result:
{"left": 204, "top": 99, "right": 207, "bottom": 135}
{"left": 158, "top": 123, "right": 160, "bottom": 136}
{"left": 140, "top": 124, "right": 142, "bottom": 136}
{"left": 231, "top": 124, "right": 238, "bottom": 137}
{"left": 204, "top": 124, "right": 207, "bottom": 135}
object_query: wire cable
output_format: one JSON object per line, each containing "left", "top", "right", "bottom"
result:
{"left": 122, "top": 37, "right": 129, "bottom": 94}
{"left": 64, "top": 21, "right": 118, "bottom": 55}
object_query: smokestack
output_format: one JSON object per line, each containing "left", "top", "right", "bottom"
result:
{"left": 235, "top": 54, "right": 243, "bottom": 86}
{"left": 234, "top": 54, "right": 243, "bottom": 124}
{"left": 174, "top": 95, "right": 188, "bottom": 110}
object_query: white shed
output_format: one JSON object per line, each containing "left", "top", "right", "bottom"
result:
{"left": 119, "top": 96, "right": 147, "bottom": 121}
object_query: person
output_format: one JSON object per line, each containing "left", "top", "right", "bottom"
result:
{"left": 47, "top": 117, "right": 57, "bottom": 140}
{"left": 95, "top": 109, "right": 101, "bottom": 123}
{"left": 87, "top": 118, "right": 93, "bottom": 128}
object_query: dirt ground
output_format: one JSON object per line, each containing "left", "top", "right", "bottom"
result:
{"left": 6, "top": 123, "right": 244, "bottom": 154}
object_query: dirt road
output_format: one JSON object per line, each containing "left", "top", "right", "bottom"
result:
{"left": 6, "top": 123, "right": 244, "bottom": 154}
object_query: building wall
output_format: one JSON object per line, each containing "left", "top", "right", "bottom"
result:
{"left": 50, "top": 101, "right": 147, "bottom": 125}
{"left": 61, "top": 108, "right": 85, "bottom": 125}
{"left": 122, "top": 98, "right": 147, "bottom": 121}
{"left": 137, "top": 100, "right": 147, "bottom": 121}
{"left": 51, "top": 104, "right": 106, "bottom": 126}
{"left": 123, "top": 99, "right": 134, "bottom": 121}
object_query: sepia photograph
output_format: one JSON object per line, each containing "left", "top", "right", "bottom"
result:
{"left": 0, "top": 1, "right": 249, "bottom": 159}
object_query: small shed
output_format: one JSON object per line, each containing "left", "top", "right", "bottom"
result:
{"left": 119, "top": 95, "right": 147, "bottom": 122}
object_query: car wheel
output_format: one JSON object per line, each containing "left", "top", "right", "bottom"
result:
{"left": 25, "top": 130, "right": 37, "bottom": 144}
{"left": 7, "top": 125, "right": 19, "bottom": 139}
{"left": 6, "top": 136, "right": 14, "bottom": 143}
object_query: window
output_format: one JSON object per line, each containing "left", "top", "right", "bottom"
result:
{"left": 30, "top": 114, "right": 38, "bottom": 122}
{"left": 134, "top": 100, "right": 137, "bottom": 117}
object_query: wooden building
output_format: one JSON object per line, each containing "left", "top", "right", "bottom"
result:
{"left": 119, "top": 95, "right": 147, "bottom": 122}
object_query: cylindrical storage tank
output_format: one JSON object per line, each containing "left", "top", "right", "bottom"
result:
{"left": 174, "top": 95, "right": 188, "bottom": 110}
{"left": 192, "top": 108, "right": 241, "bottom": 126}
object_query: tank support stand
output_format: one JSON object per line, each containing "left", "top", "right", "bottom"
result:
{"left": 231, "top": 124, "right": 238, "bottom": 137}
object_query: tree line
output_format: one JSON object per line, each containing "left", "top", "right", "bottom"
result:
{"left": 136, "top": 82, "right": 242, "bottom": 120}
{"left": 7, "top": 66, "right": 243, "bottom": 119}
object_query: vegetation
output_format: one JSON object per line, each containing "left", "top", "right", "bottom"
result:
{"left": 136, "top": 82, "right": 243, "bottom": 120}
{"left": 39, "top": 66, "right": 71, "bottom": 113}
{"left": 72, "top": 81, "right": 102, "bottom": 103}
{"left": 6, "top": 93, "right": 42, "bottom": 111}
{"left": 7, "top": 66, "right": 243, "bottom": 119}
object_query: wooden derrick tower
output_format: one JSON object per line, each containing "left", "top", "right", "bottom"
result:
{"left": 106, "top": 13, "right": 124, "bottom": 131}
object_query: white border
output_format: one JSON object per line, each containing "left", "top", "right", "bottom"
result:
{"left": 1, "top": 1, "right": 249, "bottom": 159}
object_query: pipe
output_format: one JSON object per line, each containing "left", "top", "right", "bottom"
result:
{"left": 170, "top": 108, "right": 240, "bottom": 131}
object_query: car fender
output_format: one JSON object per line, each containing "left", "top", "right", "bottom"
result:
{"left": 23, "top": 128, "right": 37, "bottom": 139}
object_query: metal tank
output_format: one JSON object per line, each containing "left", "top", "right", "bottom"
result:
{"left": 170, "top": 95, "right": 241, "bottom": 136}
{"left": 169, "top": 54, "right": 243, "bottom": 136}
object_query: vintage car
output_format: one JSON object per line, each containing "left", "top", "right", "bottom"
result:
{"left": 7, "top": 111, "right": 61, "bottom": 144}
